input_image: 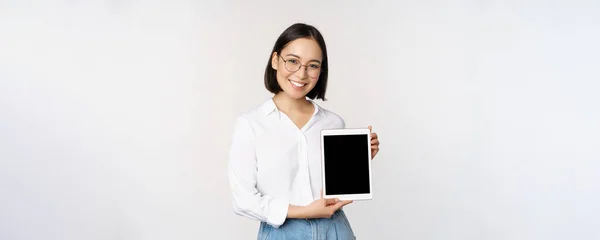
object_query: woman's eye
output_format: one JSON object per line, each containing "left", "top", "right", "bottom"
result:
{"left": 288, "top": 59, "right": 298, "bottom": 64}
{"left": 309, "top": 64, "right": 320, "bottom": 69}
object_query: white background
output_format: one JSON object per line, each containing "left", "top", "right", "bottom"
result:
{"left": 1, "top": 1, "right": 599, "bottom": 239}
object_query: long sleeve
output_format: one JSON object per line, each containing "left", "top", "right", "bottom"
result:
{"left": 227, "top": 116, "right": 289, "bottom": 228}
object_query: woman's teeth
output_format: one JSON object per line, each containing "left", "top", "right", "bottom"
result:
{"left": 290, "top": 80, "right": 306, "bottom": 87}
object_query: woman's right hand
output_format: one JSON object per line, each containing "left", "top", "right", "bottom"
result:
{"left": 302, "top": 197, "right": 353, "bottom": 219}
{"left": 287, "top": 189, "right": 353, "bottom": 219}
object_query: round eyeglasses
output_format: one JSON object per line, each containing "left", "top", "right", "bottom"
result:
{"left": 279, "top": 55, "right": 322, "bottom": 78}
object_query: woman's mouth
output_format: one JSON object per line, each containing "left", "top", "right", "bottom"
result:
{"left": 289, "top": 79, "right": 307, "bottom": 89}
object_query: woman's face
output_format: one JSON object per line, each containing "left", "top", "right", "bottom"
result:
{"left": 271, "top": 38, "right": 323, "bottom": 100}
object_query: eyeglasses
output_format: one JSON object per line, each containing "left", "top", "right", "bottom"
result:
{"left": 279, "top": 55, "right": 322, "bottom": 78}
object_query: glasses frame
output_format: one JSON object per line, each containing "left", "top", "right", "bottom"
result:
{"left": 278, "top": 54, "right": 322, "bottom": 78}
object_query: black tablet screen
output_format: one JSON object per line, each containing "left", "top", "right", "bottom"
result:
{"left": 323, "top": 134, "right": 371, "bottom": 195}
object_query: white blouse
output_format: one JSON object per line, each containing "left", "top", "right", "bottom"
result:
{"left": 228, "top": 98, "right": 345, "bottom": 228}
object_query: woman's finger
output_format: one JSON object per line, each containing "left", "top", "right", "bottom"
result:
{"left": 336, "top": 200, "right": 353, "bottom": 209}
{"left": 371, "top": 139, "right": 379, "bottom": 145}
{"left": 371, "top": 145, "right": 379, "bottom": 150}
{"left": 325, "top": 198, "right": 339, "bottom": 205}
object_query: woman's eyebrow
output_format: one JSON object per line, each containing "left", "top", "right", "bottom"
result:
{"left": 284, "top": 53, "right": 321, "bottom": 64}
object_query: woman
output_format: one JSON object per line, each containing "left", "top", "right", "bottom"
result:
{"left": 228, "top": 23, "right": 380, "bottom": 239}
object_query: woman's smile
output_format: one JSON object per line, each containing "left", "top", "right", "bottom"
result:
{"left": 289, "top": 79, "right": 307, "bottom": 89}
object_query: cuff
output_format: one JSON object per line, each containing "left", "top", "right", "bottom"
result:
{"left": 266, "top": 198, "right": 289, "bottom": 228}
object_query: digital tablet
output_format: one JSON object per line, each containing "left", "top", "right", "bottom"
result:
{"left": 321, "top": 128, "right": 373, "bottom": 201}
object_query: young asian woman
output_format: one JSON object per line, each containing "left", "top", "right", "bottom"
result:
{"left": 228, "top": 23, "right": 381, "bottom": 240}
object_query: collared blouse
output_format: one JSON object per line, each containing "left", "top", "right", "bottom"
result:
{"left": 228, "top": 98, "right": 345, "bottom": 228}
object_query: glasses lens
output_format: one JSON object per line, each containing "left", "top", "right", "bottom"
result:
{"left": 285, "top": 61, "right": 300, "bottom": 72}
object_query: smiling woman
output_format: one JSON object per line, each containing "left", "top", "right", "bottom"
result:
{"left": 227, "top": 23, "right": 380, "bottom": 239}
{"left": 263, "top": 23, "right": 329, "bottom": 101}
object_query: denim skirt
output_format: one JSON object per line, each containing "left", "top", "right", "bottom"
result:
{"left": 257, "top": 210, "right": 356, "bottom": 240}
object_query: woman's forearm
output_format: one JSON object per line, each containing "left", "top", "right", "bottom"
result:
{"left": 287, "top": 205, "right": 307, "bottom": 219}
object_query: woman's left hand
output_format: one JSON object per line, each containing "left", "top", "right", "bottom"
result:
{"left": 368, "top": 125, "right": 379, "bottom": 159}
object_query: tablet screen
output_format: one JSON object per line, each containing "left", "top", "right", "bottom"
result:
{"left": 323, "top": 134, "right": 371, "bottom": 195}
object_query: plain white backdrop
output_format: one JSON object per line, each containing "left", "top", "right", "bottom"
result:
{"left": 1, "top": 1, "right": 599, "bottom": 239}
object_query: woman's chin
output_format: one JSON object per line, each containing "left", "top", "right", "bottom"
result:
{"left": 282, "top": 89, "right": 309, "bottom": 100}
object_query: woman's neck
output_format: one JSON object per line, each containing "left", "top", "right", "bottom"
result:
{"left": 272, "top": 93, "right": 312, "bottom": 115}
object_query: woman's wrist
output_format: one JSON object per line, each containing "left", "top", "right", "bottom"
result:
{"left": 287, "top": 205, "right": 308, "bottom": 219}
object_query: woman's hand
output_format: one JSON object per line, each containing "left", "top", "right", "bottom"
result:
{"left": 302, "top": 197, "right": 352, "bottom": 219}
{"left": 369, "top": 125, "right": 379, "bottom": 159}
{"left": 287, "top": 190, "right": 353, "bottom": 219}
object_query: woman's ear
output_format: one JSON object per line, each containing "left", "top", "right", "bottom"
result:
{"left": 271, "top": 52, "right": 278, "bottom": 70}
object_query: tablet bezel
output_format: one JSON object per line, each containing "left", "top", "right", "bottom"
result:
{"left": 320, "top": 128, "right": 373, "bottom": 201}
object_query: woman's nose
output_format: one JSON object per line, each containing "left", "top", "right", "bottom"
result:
{"left": 295, "top": 65, "right": 308, "bottom": 79}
